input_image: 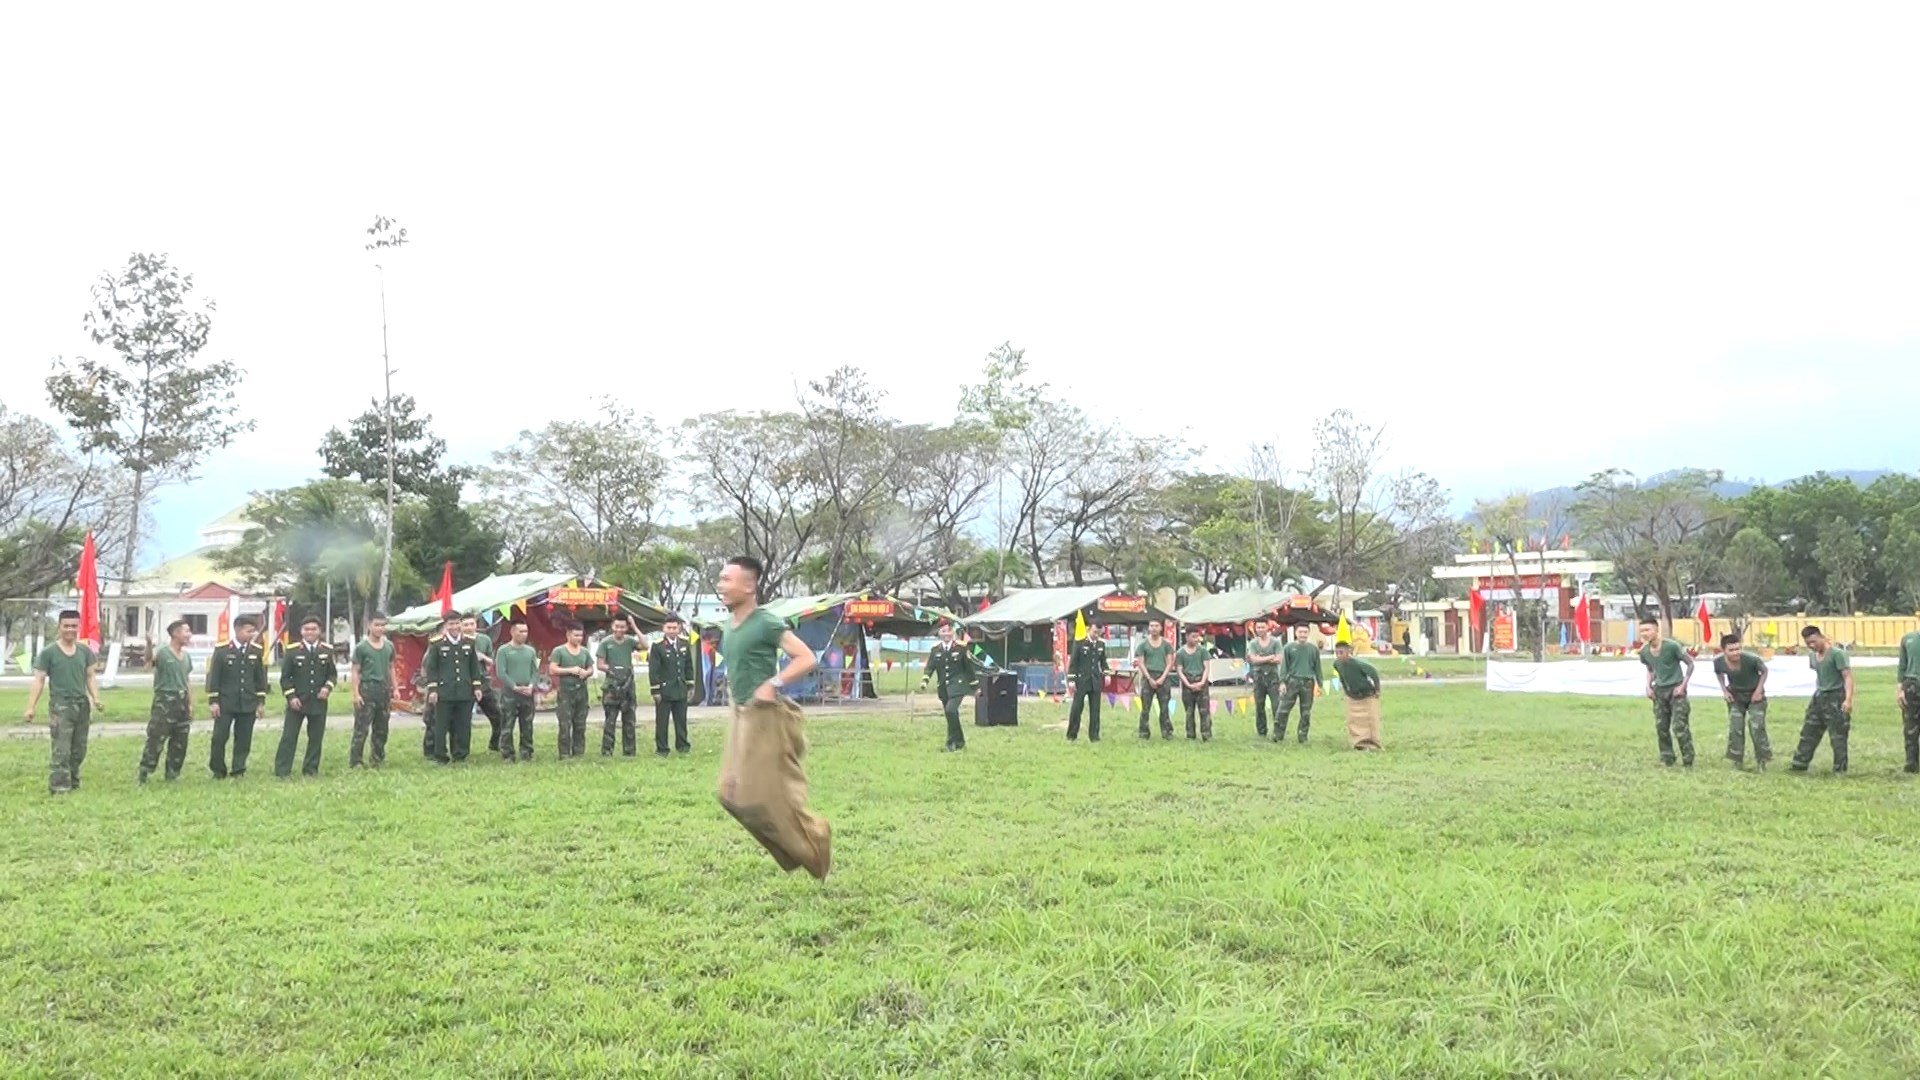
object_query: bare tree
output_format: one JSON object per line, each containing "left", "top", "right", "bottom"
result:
{"left": 0, "top": 405, "right": 137, "bottom": 599}
{"left": 364, "top": 214, "right": 409, "bottom": 613}
{"left": 484, "top": 398, "right": 668, "bottom": 573}
{"left": 684, "top": 410, "right": 819, "bottom": 600}
{"left": 1571, "top": 468, "right": 1728, "bottom": 628}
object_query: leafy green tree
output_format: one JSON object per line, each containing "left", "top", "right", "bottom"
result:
{"left": 395, "top": 486, "right": 502, "bottom": 609}
{"left": 1718, "top": 527, "right": 1791, "bottom": 632}
{"left": 44, "top": 253, "right": 250, "bottom": 593}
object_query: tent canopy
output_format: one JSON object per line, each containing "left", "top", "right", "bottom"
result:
{"left": 385, "top": 572, "right": 671, "bottom": 634}
{"left": 964, "top": 585, "right": 1168, "bottom": 633}
{"left": 761, "top": 590, "right": 960, "bottom": 639}
{"left": 1177, "top": 589, "right": 1338, "bottom": 629}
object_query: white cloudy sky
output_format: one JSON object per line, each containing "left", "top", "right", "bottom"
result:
{"left": 5, "top": 2, "right": 1916, "bottom": 564}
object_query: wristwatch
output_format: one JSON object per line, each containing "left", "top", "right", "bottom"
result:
{"left": 770, "top": 676, "right": 786, "bottom": 691}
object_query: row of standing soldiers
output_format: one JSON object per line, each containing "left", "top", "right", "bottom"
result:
{"left": 1061, "top": 621, "right": 1334, "bottom": 744}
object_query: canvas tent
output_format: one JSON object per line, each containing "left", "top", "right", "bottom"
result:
{"left": 758, "top": 590, "right": 960, "bottom": 703}
{"left": 964, "top": 585, "right": 1171, "bottom": 693}
{"left": 385, "top": 572, "right": 672, "bottom": 707}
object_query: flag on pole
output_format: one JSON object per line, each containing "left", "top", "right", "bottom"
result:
{"left": 1074, "top": 610, "right": 1088, "bottom": 641}
{"left": 435, "top": 562, "right": 455, "bottom": 617}
{"left": 1696, "top": 599, "right": 1712, "bottom": 645}
{"left": 1572, "top": 591, "right": 1591, "bottom": 643}
{"left": 1335, "top": 614, "right": 1352, "bottom": 645}
{"left": 75, "top": 532, "right": 101, "bottom": 648}
{"left": 977, "top": 596, "right": 991, "bottom": 613}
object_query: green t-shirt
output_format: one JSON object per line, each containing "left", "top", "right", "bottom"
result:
{"left": 495, "top": 642, "right": 539, "bottom": 688}
{"left": 1135, "top": 639, "right": 1173, "bottom": 677}
{"left": 1281, "top": 641, "right": 1321, "bottom": 681}
{"left": 1639, "top": 638, "right": 1688, "bottom": 689}
{"left": 550, "top": 644, "right": 593, "bottom": 694}
{"left": 352, "top": 638, "right": 396, "bottom": 687}
{"left": 153, "top": 646, "right": 192, "bottom": 695}
{"left": 472, "top": 633, "right": 494, "bottom": 658}
{"left": 722, "top": 607, "right": 787, "bottom": 703}
{"left": 1332, "top": 656, "right": 1379, "bottom": 699}
{"left": 1713, "top": 652, "right": 1764, "bottom": 697}
{"left": 597, "top": 636, "right": 640, "bottom": 674}
{"left": 1247, "top": 637, "right": 1282, "bottom": 681}
{"left": 1899, "top": 632, "right": 1920, "bottom": 682}
{"left": 34, "top": 643, "right": 95, "bottom": 702}
{"left": 1810, "top": 647, "right": 1850, "bottom": 693}
{"left": 1176, "top": 646, "right": 1209, "bottom": 681}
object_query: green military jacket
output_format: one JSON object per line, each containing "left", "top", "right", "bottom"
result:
{"left": 280, "top": 642, "right": 338, "bottom": 713}
{"left": 425, "top": 634, "right": 486, "bottom": 703}
{"left": 649, "top": 637, "right": 695, "bottom": 702}
{"left": 206, "top": 640, "right": 269, "bottom": 714}
{"left": 1068, "top": 637, "right": 1108, "bottom": 687}
{"left": 922, "top": 641, "right": 990, "bottom": 698}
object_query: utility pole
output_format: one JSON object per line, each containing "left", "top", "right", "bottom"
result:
{"left": 365, "top": 215, "right": 409, "bottom": 615}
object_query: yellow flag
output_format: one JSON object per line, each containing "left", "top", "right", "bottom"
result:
{"left": 1335, "top": 614, "right": 1352, "bottom": 645}
{"left": 1073, "top": 610, "right": 1088, "bottom": 640}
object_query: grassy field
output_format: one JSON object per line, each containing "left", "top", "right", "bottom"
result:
{"left": 6, "top": 671, "right": 1920, "bottom": 1076}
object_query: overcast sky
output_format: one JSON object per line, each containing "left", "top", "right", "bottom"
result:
{"left": 6, "top": 2, "right": 1916, "bottom": 565}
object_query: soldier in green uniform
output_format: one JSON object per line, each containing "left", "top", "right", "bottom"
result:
{"left": 138, "top": 618, "right": 195, "bottom": 783}
{"left": 1637, "top": 617, "right": 1696, "bottom": 767}
{"left": 495, "top": 619, "right": 541, "bottom": 762}
{"left": 548, "top": 623, "right": 594, "bottom": 759}
{"left": 1898, "top": 627, "right": 1920, "bottom": 774}
{"left": 1712, "top": 633, "right": 1771, "bottom": 770}
{"left": 206, "top": 614, "right": 268, "bottom": 778}
{"left": 276, "top": 615, "right": 339, "bottom": 778}
{"left": 1065, "top": 626, "right": 1108, "bottom": 742}
{"left": 1246, "top": 620, "right": 1283, "bottom": 738}
{"left": 597, "top": 616, "right": 641, "bottom": 756}
{"left": 463, "top": 614, "right": 505, "bottom": 754}
{"left": 349, "top": 613, "right": 396, "bottom": 768}
{"left": 649, "top": 616, "right": 696, "bottom": 756}
{"left": 24, "top": 609, "right": 101, "bottom": 795}
{"left": 918, "top": 621, "right": 993, "bottom": 752}
{"left": 1134, "top": 622, "right": 1176, "bottom": 740}
{"left": 1331, "top": 639, "right": 1383, "bottom": 750}
{"left": 1175, "top": 628, "right": 1212, "bottom": 741}
{"left": 424, "top": 612, "right": 486, "bottom": 764}
{"left": 1789, "top": 625, "right": 1853, "bottom": 774}
{"left": 1275, "top": 623, "right": 1322, "bottom": 743}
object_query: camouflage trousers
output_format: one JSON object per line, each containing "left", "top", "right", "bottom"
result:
{"left": 1652, "top": 685, "right": 1695, "bottom": 766}
{"left": 47, "top": 698, "right": 92, "bottom": 794}
{"left": 1137, "top": 681, "right": 1172, "bottom": 738}
{"left": 351, "top": 694, "right": 392, "bottom": 768}
{"left": 556, "top": 690, "right": 590, "bottom": 759}
{"left": 1181, "top": 686, "right": 1212, "bottom": 740}
{"left": 139, "top": 691, "right": 192, "bottom": 782}
{"left": 1251, "top": 679, "right": 1280, "bottom": 737}
{"left": 1790, "top": 689, "right": 1849, "bottom": 773}
{"left": 1725, "top": 694, "right": 1772, "bottom": 765}
{"left": 501, "top": 689, "right": 536, "bottom": 761}
{"left": 1275, "top": 677, "right": 1316, "bottom": 742}
{"left": 602, "top": 675, "right": 637, "bottom": 756}
{"left": 1902, "top": 679, "right": 1920, "bottom": 772}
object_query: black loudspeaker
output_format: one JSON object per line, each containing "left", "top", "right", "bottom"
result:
{"left": 974, "top": 673, "right": 1018, "bottom": 726}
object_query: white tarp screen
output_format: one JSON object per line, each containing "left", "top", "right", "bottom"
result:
{"left": 1486, "top": 657, "right": 1894, "bottom": 697}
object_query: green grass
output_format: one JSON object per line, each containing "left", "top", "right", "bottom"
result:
{"left": 5, "top": 671, "right": 1919, "bottom": 1076}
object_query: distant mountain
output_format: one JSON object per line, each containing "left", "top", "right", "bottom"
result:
{"left": 1465, "top": 469, "right": 1894, "bottom": 528}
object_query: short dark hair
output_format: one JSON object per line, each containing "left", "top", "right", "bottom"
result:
{"left": 234, "top": 615, "right": 258, "bottom": 629}
{"left": 1639, "top": 617, "right": 1659, "bottom": 627}
{"left": 444, "top": 611, "right": 463, "bottom": 623}
{"left": 300, "top": 615, "right": 321, "bottom": 629}
{"left": 1720, "top": 633, "right": 1740, "bottom": 647}
{"left": 166, "top": 619, "right": 190, "bottom": 636}
{"left": 1801, "top": 625, "right": 1821, "bottom": 639}
{"left": 510, "top": 619, "right": 527, "bottom": 630}
{"left": 1335, "top": 639, "right": 1352, "bottom": 650}
{"left": 57, "top": 609, "right": 80, "bottom": 622}
{"left": 368, "top": 611, "right": 387, "bottom": 622}
{"left": 610, "top": 614, "right": 629, "bottom": 625}
{"left": 565, "top": 622, "right": 583, "bottom": 635}
{"left": 663, "top": 615, "right": 682, "bottom": 626}
{"left": 727, "top": 554, "right": 764, "bottom": 580}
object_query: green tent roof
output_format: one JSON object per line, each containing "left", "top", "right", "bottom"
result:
{"left": 386, "top": 572, "right": 670, "bottom": 634}
{"left": 1173, "top": 589, "right": 1296, "bottom": 626}
{"left": 761, "top": 590, "right": 960, "bottom": 638}
{"left": 964, "top": 585, "right": 1166, "bottom": 632}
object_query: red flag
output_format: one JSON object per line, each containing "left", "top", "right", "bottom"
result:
{"left": 435, "top": 562, "right": 455, "bottom": 616}
{"left": 1696, "top": 599, "right": 1712, "bottom": 645}
{"left": 216, "top": 607, "right": 232, "bottom": 646}
{"left": 977, "top": 595, "right": 990, "bottom": 613}
{"left": 273, "top": 598, "right": 289, "bottom": 646}
{"left": 1572, "top": 592, "right": 1591, "bottom": 643}
{"left": 75, "top": 532, "right": 101, "bottom": 648}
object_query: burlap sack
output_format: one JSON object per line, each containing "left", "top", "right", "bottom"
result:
{"left": 717, "top": 696, "right": 832, "bottom": 879}
{"left": 1345, "top": 695, "right": 1383, "bottom": 750}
